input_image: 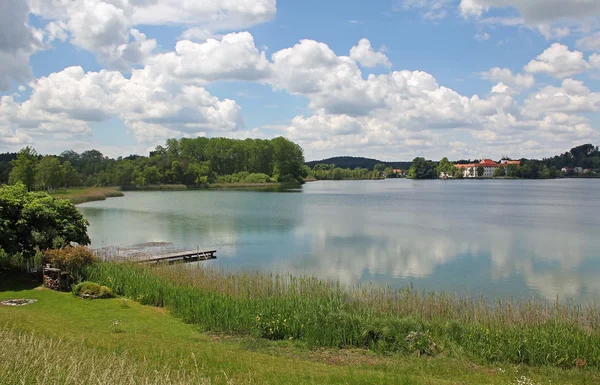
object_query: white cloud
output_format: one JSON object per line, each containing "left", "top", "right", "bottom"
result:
{"left": 131, "top": 0, "right": 276, "bottom": 31}
{"left": 459, "top": 0, "right": 600, "bottom": 39}
{"left": 523, "top": 78, "right": 600, "bottom": 116}
{"left": 0, "top": 2, "right": 42, "bottom": 90}
{"left": 524, "top": 43, "right": 591, "bottom": 78}
{"left": 148, "top": 32, "right": 271, "bottom": 83}
{"left": 482, "top": 67, "right": 535, "bottom": 91}
{"left": 349, "top": 39, "right": 391, "bottom": 68}
{"left": 459, "top": 0, "right": 600, "bottom": 23}
{"left": 28, "top": 0, "right": 276, "bottom": 70}
{"left": 266, "top": 38, "right": 599, "bottom": 160}
{"left": 577, "top": 32, "right": 600, "bottom": 52}
{"left": 401, "top": 0, "right": 452, "bottom": 20}
{"left": 0, "top": 65, "right": 244, "bottom": 144}
{"left": 474, "top": 32, "right": 490, "bottom": 41}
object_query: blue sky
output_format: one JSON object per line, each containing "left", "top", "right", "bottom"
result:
{"left": 1, "top": 0, "right": 600, "bottom": 161}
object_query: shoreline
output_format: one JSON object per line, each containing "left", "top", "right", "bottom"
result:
{"left": 52, "top": 187, "right": 124, "bottom": 205}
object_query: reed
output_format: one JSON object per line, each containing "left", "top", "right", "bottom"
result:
{"left": 87, "top": 262, "right": 600, "bottom": 369}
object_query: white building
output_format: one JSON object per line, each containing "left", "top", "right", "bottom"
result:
{"left": 454, "top": 159, "right": 520, "bottom": 178}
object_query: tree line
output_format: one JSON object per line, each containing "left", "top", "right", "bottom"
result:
{"left": 1, "top": 137, "right": 306, "bottom": 190}
{"left": 406, "top": 144, "right": 600, "bottom": 180}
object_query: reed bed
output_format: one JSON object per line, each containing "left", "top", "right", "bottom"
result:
{"left": 87, "top": 263, "right": 600, "bottom": 369}
{"left": 0, "top": 328, "right": 211, "bottom": 385}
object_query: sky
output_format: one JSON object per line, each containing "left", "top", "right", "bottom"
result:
{"left": 1, "top": 1, "right": 600, "bottom": 161}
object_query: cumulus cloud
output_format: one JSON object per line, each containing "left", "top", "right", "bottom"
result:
{"left": 523, "top": 78, "right": 600, "bottom": 116}
{"left": 349, "top": 39, "right": 391, "bottom": 68}
{"left": 524, "top": 43, "right": 591, "bottom": 78}
{"left": 266, "top": 38, "right": 599, "bottom": 159}
{"left": 148, "top": 32, "right": 271, "bottom": 83}
{"left": 0, "top": 65, "right": 244, "bottom": 144}
{"left": 482, "top": 67, "right": 535, "bottom": 92}
{"left": 0, "top": 2, "right": 43, "bottom": 90}
{"left": 28, "top": 0, "right": 276, "bottom": 70}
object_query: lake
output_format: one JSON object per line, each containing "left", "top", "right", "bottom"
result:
{"left": 78, "top": 179, "right": 600, "bottom": 301}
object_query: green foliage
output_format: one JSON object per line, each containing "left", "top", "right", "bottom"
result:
{"left": 73, "top": 281, "right": 114, "bottom": 299}
{"left": 435, "top": 157, "right": 458, "bottom": 178}
{"left": 505, "top": 164, "right": 518, "bottom": 177}
{"left": 0, "top": 183, "right": 90, "bottom": 258}
{"left": 36, "top": 156, "right": 65, "bottom": 191}
{"left": 44, "top": 246, "right": 97, "bottom": 282}
{"left": 308, "top": 166, "right": 381, "bottom": 180}
{"left": 476, "top": 165, "right": 484, "bottom": 177}
{"left": 407, "top": 158, "right": 435, "bottom": 179}
{"left": 9, "top": 147, "right": 38, "bottom": 191}
{"left": 373, "top": 163, "right": 387, "bottom": 172}
{"left": 493, "top": 166, "right": 506, "bottom": 177}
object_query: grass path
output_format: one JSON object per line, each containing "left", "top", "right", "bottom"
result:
{"left": 0, "top": 273, "right": 596, "bottom": 385}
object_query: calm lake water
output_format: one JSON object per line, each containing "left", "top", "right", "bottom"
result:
{"left": 78, "top": 179, "right": 600, "bottom": 301}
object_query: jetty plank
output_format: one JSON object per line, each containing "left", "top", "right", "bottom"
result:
{"left": 138, "top": 249, "right": 217, "bottom": 264}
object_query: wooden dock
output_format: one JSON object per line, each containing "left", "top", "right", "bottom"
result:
{"left": 138, "top": 249, "right": 217, "bottom": 265}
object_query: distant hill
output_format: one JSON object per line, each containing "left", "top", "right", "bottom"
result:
{"left": 306, "top": 156, "right": 411, "bottom": 170}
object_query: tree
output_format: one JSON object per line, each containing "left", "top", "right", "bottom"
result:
{"left": 476, "top": 165, "right": 484, "bottom": 177}
{"left": 436, "top": 157, "right": 457, "bottom": 178}
{"left": 143, "top": 166, "right": 162, "bottom": 185}
{"left": 0, "top": 183, "right": 90, "bottom": 258}
{"left": 9, "top": 147, "right": 38, "bottom": 191}
{"left": 61, "top": 161, "right": 81, "bottom": 188}
{"left": 373, "top": 163, "right": 386, "bottom": 172}
{"left": 37, "top": 156, "right": 65, "bottom": 191}
{"left": 505, "top": 164, "right": 519, "bottom": 177}
{"left": 493, "top": 166, "right": 506, "bottom": 177}
{"left": 407, "top": 157, "right": 435, "bottom": 179}
{"left": 271, "top": 137, "right": 305, "bottom": 182}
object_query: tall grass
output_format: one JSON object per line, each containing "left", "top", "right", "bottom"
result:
{"left": 0, "top": 328, "right": 211, "bottom": 385}
{"left": 121, "top": 184, "right": 188, "bottom": 191}
{"left": 87, "top": 263, "right": 600, "bottom": 369}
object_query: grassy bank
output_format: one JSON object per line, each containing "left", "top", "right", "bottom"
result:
{"left": 208, "top": 182, "right": 283, "bottom": 189}
{"left": 1, "top": 270, "right": 596, "bottom": 385}
{"left": 52, "top": 187, "right": 124, "bottom": 204}
{"left": 86, "top": 263, "right": 600, "bottom": 371}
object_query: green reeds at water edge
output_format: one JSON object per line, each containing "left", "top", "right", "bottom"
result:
{"left": 87, "top": 263, "right": 600, "bottom": 369}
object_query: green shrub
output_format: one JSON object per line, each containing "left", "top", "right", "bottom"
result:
{"left": 44, "top": 246, "right": 98, "bottom": 282}
{"left": 73, "top": 281, "right": 114, "bottom": 299}
{"left": 244, "top": 173, "right": 271, "bottom": 183}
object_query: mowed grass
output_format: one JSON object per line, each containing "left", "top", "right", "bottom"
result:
{"left": 1, "top": 271, "right": 597, "bottom": 385}
{"left": 51, "top": 187, "right": 124, "bottom": 204}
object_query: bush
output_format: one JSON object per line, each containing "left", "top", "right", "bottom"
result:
{"left": 44, "top": 246, "right": 98, "bottom": 281}
{"left": 73, "top": 281, "right": 114, "bottom": 299}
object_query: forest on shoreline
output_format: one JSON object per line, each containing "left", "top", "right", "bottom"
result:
{"left": 1, "top": 142, "right": 600, "bottom": 188}
{"left": 0, "top": 137, "right": 306, "bottom": 191}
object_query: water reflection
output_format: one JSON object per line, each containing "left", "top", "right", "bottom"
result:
{"left": 79, "top": 180, "right": 600, "bottom": 301}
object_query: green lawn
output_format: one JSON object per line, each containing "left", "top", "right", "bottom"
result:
{"left": 0, "top": 272, "right": 596, "bottom": 385}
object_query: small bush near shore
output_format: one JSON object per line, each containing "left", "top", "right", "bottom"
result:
{"left": 87, "top": 263, "right": 600, "bottom": 370}
{"left": 73, "top": 281, "right": 114, "bottom": 299}
{"left": 45, "top": 246, "right": 97, "bottom": 281}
